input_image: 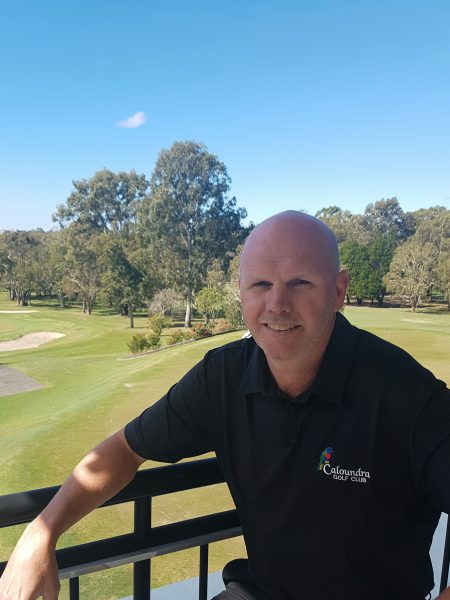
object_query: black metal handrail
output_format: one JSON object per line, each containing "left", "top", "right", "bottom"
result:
{"left": 0, "top": 458, "right": 242, "bottom": 600}
{"left": 0, "top": 458, "right": 449, "bottom": 597}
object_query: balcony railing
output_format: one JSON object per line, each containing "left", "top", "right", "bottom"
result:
{"left": 0, "top": 458, "right": 242, "bottom": 600}
{"left": 1, "top": 457, "right": 449, "bottom": 598}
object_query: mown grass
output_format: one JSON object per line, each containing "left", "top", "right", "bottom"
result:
{"left": 0, "top": 293, "right": 449, "bottom": 598}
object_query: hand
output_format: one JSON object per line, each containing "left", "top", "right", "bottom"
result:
{"left": 0, "top": 522, "right": 60, "bottom": 600}
{"left": 436, "top": 588, "right": 450, "bottom": 600}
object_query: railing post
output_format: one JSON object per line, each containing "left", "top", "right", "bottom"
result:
{"left": 69, "top": 576, "right": 80, "bottom": 600}
{"left": 133, "top": 497, "right": 152, "bottom": 600}
{"left": 199, "top": 544, "right": 209, "bottom": 600}
{"left": 440, "top": 516, "right": 450, "bottom": 592}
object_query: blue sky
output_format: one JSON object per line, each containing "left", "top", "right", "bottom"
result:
{"left": 1, "top": 0, "right": 449, "bottom": 231}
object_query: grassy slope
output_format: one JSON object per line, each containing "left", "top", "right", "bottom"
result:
{"left": 0, "top": 294, "right": 449, "bottom": 598}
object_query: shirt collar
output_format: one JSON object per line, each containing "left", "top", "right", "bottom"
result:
{"left": 238, "top": 312, "right": 356, "bottom": 406}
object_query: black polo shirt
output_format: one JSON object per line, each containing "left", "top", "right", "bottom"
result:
{"left": 125, "top": 313, "right": 450, "bottom": 600}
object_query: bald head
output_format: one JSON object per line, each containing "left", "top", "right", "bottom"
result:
{"left": 240, "top": 210, "right": 340, "bottom": 276}
{"left": 238, "top": 210, "right": 348, "bottom": 382}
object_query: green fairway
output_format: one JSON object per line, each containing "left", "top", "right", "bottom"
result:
{"left": 0, "top": 293, "right": 449, "bottom": 598}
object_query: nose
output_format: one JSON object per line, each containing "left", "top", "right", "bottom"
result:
{"left": 266, "top": 285, "right": 292, "bottom": 314}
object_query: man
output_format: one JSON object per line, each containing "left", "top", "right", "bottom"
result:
{"left": 1, "top": 211, "right": 449, "bottom": 599}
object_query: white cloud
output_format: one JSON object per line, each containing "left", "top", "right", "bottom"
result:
{"left": 116, "top": 111, "right": 146, "bottom": 129}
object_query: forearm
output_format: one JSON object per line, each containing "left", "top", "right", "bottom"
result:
{"left": 33, "top": 428, "right": 144, "bottom": 544}
{"left": 0, "top": 428, "right": 145, "bottom": 598}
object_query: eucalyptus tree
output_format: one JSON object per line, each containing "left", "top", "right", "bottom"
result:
{"left": 384, "top": 238, "right": 438, "bottom": 312}
{"left": 363, "top": 197, "right": 415, "bottom": 242}
{"left": 412, "top": 210, "right": 450, "bottom": 300}
{"left": 53, "top": 169, "right": 149, "bottom": 234}
{"left": 0, "top": 230, "right": 48, "bottom": 304}
{"left": 100, "top": 236, "right": 149, "bottom": 328}
{"left": 53, "top": 169, "right": 150, "bottom": 314}
{"left": 436, "top": 242, "right": 450, "bottom": 310}
{"left": 147, "top": 141, "right": 247, "bottom": 327}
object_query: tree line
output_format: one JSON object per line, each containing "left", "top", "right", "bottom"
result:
{"left": 1, "top": 141, "right": 449, "bottom": 324}
{"left": 317, "top": 202, "right": 450, "bottom": 311}
{"left": 0, "top": 142, "right": 249, "bottom": 327}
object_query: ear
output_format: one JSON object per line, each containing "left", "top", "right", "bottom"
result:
{"left": 335, "top": 270, "right": 349, "bottom": 310}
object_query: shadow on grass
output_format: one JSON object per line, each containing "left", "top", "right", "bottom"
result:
{"left": 416, "top": 305, "right": 450, "bottom": 315}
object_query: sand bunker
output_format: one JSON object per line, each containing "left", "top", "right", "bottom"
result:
{"left": 0, "top": 332, "right": 65, "bottom": 352}
{"left": 0, "top": 365, "right": 42, "bottom": 397}
{"left": 0, "top": 310, "right": 37, "bottom": 313}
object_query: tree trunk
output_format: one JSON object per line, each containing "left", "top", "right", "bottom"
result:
{"left": 184, "top": 235, "right": 193, "bottom": 328}
{"left": 129, "top": 304, "right": 134, "bottom": 329}
{"left": 346, "top": 294, "right": 350, "bottom": 305}
{"left": 184, "top": 287, "right": 192, "bottom": 328}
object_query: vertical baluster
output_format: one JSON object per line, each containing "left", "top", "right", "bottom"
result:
{"left": 199, "top": 544, "right": 209, "bottom": 600}
{"left": 69, "top": 576, "right": 80, "bottom": 600}
{"left": 133, "top": 497, "right": 152, "bottom": 600}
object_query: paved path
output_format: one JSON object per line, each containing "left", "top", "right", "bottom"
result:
{"left": 0, "top": 365, "right": 42, "bottom": 397}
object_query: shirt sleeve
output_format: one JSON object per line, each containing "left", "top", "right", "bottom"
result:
{"left": 411, "top": 382, "right": 450, "bottom": 513}
{"left": 124, "top": 353, "right": 219, "bottom": 463}
{"left": 422, "top": 433, "right": 450, "bottom": 513}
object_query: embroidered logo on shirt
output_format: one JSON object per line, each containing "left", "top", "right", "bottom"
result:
{"left": 317, "top": 446, "right": 333, "bottom": 471}
{"left": 318, "top": 447, "right": 370, "bottom": 483}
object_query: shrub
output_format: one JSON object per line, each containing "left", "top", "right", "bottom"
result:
{"left": 128, "top": 334, "right": 149, "bottom": 353}
{"left": 212, "top": 318, "right": 233, "bottom": 334}
{"left": 148, "top": 314, "right": 172, "bottom": 335}
{"left": 127, "top": 331, "right": 161, "bottom": 353}
{"left": 195, "top": 286, "right": 225, "bottom": 322}
{"left": 145, "top": 331, "right": 161, "bottom": 349}
{"left": 191, "top": 322, "right": 213, "bottom": 339}
{"left": 167, "top": 329, "right": 194, "bottom": 345}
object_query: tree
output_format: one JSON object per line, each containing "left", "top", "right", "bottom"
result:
{"left": 384, "top": 238, "right": 438, "bottom": 311}
{"left": 315, "top": 206, "right": 354, "bottom": 244}
{"left": 147, "top": 141, "right": 247, "bottom": 327}
{"left": 408, "top": 205, "right": 449, "bottom": 228}
{"left": 0, "top": 230, "right": 48, "bottom": 305}
{"left": 53, "top": 169, "right": 149, "bottom": 234}
{"left": 101, "top": 237, "right": 145, "bottom": 328}
{"left": 53, "top": 170, "right": 151, "bottom": 316}
{"left": 340, "top": 240, "right": 371, "bottom": 304}
{"left": 366, "top": 233, "right": 397, "bottom": 306}
{"left": 363, "top": 197, "right": 415, "bottom": 242}
{"left": 435, "top": 240, "right": 450, "bottom": 310}
{"left": 413, "top": 211, "right": 450, "bottom": 300}
{"left": 148, "top": 288, "right": 184, "bottom": 316}
{"left": 61, "top": 227, "right": 103, "bottom": 314}
{"left": 195, "top": 287, "right": 225, "bottom": 322}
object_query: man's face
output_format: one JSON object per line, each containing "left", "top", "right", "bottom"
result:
{"left": 239, "top": 219, "right": 348, "bottom": 367}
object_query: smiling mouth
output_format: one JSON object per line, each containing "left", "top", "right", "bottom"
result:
{"left": 263, "top": 323, "right": 299, "bottom": 332}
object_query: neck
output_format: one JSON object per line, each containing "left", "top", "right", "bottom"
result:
{"left": 267, "top": 358, "right": 320, "bottom": 398}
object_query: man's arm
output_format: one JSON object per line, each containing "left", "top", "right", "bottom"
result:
{"left": 0, "top": 428, "right": 145, "bottom": 600}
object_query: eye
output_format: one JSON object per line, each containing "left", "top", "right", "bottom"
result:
{"left": 252, "top": 280, "right": 271, "bottom": 288}
{"left": 291, "top": 279, "right": 310, "bottom": 286}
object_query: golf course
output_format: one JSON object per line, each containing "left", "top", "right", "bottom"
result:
{"left": 1, "top": 292, "right": 449, "bottom": 599}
